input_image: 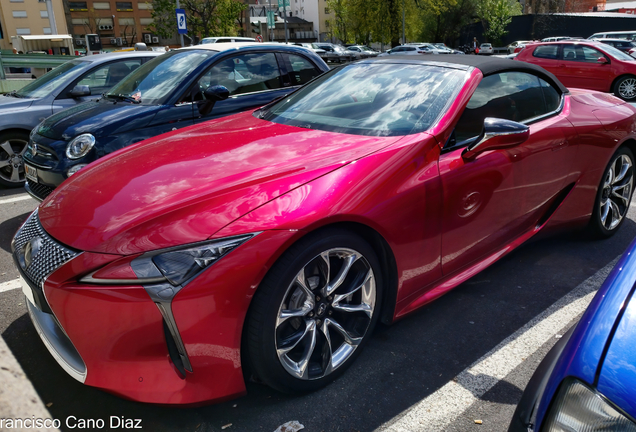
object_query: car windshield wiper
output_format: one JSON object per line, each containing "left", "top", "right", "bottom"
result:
{"left": 105, "top": 93, "right": 141, "bottom": 104}
{"left": 5, "top": 90, "right": 23, "bottom": 98}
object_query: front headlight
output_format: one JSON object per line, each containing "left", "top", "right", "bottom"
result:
{"left": 81, "top": 234, "right": 258, "bottom": 286}
{"left": 543, "top": 379, "right": 636, "bottom": 431}
{"left": 66, "top": 133, "right": 95, "bottom": 160}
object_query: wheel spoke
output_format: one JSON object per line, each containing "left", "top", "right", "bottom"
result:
{"left": 319, "top": 320, "right": 333, "bottom": 376}
{"left": 319, "top": 251, "right": 330, "bottom": 288}
{"left": 295, "top": 270, "right": 316, "bottom": 301}
{"left": 612, "top": 183, "right": 632, "bottom": 205}
{"left": 277, "top": 318, "right": 314, "bottom": 356}
{"left": 326, "top": 317, "right": 362, "bottom": 347}
{"left": 0, "top": 159, "right": 9, "bottom": 169}
{"left": 613, "top": 155, "right": 632, "bottom": 184}
{"left": 609, "top": 200, "right": 622, "bottom": 229}
{"left": 277, "top": 305, "right": 312, "bottom": 326}
{"left": 295, "top": 320, "right": 317, "bottom": 379}
{"left": 322, "top": 252, "right": 360, "bottom": 297}
{"left": 601, "top": 201, "right": 611, "bottom": 226}
{"left": 332, "top": 269, "right": 374, "bottom": 318}
{"left": 605, "top": 167, "right": 614, "bottom": 188}
{"left": 9, "top": 165, "right": 20, "bottom": 182}
{"left": 0, "top": 141, "right": 13, "bottom": 156}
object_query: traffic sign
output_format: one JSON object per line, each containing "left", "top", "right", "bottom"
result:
{"left": 277, "top": 0, "right": 290, "bottom": 11}
{"left": 176, "top": 8, "right": 187, "bottom": 34}
{"left": 267, "top": 10, "right": 276, "bottom": 29}
{"left": 256, "top": 34, "right": 263, "bottom": 42}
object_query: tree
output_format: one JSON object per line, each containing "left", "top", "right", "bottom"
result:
{"left": 150, "top": 0, "right": 246, "bottom": 40}
{"left": 475, "top": 0, "right": 521, "bottom": 44}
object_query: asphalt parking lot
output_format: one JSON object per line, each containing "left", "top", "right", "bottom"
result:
{"left": 1, "top": 183, "right": 635, "bottom": 432}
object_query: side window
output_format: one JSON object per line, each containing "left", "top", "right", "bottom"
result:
{"left": 285, "top": 54, "right": 321, "bottom": 85}
{"left": 533, "top": 45, "right": 559, "bottom": 59}
{"left": 453, "top": 72, "right": 555, "bottom": 143}
{"left": 193, "top": 53, "right": 282, "bottom": 99}
{"left": 540, "top": 78, "right": 560, "bottom": 112}
{"left": 73, "top": 59, "right": 141, "bottom": 96}
{"left": 563, "top": 44, "right": 607, "bottom": 63}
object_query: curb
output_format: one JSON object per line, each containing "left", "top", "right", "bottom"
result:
{"left": 0, "top": 335, "right": 60, "bottom": 432}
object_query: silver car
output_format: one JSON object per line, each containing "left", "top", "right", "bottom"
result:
{"left": 0, "top": 51, "right": 159, "bottom": 187}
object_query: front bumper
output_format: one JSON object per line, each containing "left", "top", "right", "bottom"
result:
{"left": 14, "top": 214, "right": 300, "bottom": 404}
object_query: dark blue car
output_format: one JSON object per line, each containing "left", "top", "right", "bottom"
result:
{"left": 510, "top": 237, "right": 636, "bottom": 431}
{"left": 23, "top": 43, "right": 329, "bottom": 201}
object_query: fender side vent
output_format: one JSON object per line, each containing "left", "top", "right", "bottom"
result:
{"left": 536, "top": 182, "right": 576, "bottom": 228}
{"left": 163, "top": 320, "right": 186, "bottom": 379}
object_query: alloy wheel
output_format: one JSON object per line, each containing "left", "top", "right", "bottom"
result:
{"left": 618, "top": 78, "right": 636, "bottom": 100}
{"left": 600, "top": 153, "right": 633, "bottom": 231}
{"left": 0, "top": 138, "right": 28, "bottom": 185}
{"left": 275, "top": 248, "right": 376, "bottom": 380}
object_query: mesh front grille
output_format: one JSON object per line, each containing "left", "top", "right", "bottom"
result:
{"left": 27, "top": 180, "right": 55, "bottom": 200}
{"left": 13, "top": 211, "right": 78, "bottom": 287}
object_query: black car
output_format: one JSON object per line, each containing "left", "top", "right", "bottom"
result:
{"left": 23, "top": 43, "right": 329, "bottom": 201}
{"left": 592, "top": 38, "right": 636, "bottom": 55}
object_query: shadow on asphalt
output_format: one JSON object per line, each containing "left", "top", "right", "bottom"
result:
{"left": 0, "top": 211, "right": 31, "bottom": 253}
{"left": 0, "top": 184, "right": 28, "bottom": 199}
{"left": 2, "top": 219, "right": 636, "bottom": 432}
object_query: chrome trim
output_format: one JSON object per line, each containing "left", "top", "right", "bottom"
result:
{"left": 24, "top": 160, "right": 53, "bottom": 170}
{"left": 469, "top": 128, "right": 529, "bottom": 153}
{"left": 522, "top": 95, "right": 565, "bottom": 126}
{"left": 27, "top": 300, "right": 87, "bottom": 383}
{"left": 79, "top": 271, "right": 166, "bottom": 285}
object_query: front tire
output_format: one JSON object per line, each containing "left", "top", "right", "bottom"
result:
{"left": 614, "top": 75, "right": 636, "bottom": 101}
{"left": 589, "top": 147, "right": 634, "bottom": 237}
{"left": 0, "top": 131, "right": 29, "bottom": 187}
{"left": 245, "top": 229, "right": 383, "bottom": 394}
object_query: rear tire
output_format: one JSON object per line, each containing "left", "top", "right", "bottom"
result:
{"left": 613, "top": 75, "right": 636, "bottom": 101}
{"left": 589, "top": 146, "right": 635, "bottom": 237}
{"left": 245, "top": 229, "right": 383, "bottom": 394}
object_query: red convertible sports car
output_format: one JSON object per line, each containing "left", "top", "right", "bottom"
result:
{"left": 12, "top": 56, "right": 636, "bottom": 404}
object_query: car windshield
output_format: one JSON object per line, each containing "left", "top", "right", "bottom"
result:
{"left": 105, "top": 49, "right": 216, "bottom": 105}
{"left": 14, "top": 60, "right": 90, "bottom": 98}
{"left": 261, "top": 63, "right": 465, "bottom": 136}
{"left": 597, "top": 43, "right": 635, "bottom": 61}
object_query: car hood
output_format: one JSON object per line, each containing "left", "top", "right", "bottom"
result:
{"left": 36, "top": 98, "right": 159, "bottom": 140}
{"left": 39, "top": 111, "right": 403, "bottom": 255}
{"left": 0, "top": 95, "right": 35, "bottom": 111}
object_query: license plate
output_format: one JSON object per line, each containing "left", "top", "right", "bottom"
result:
{"left": 25, "top": 164, "right": 38, "bottom": 183}
{"left": 19, "top": 274, "right": 37, "bottom": 307}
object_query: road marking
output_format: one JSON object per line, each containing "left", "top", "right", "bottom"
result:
{"left": 0, "top": 194, "right": 32, "bottom": 205}
{"left": 0, "top": 278, "right": 21, "bottom": 293}
{"left": 377, "top": 257, "right": 619, "bottom": 432}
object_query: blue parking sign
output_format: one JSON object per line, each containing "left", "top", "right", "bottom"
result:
{"left": 176, "top": 9, "right": 187, "bottom": 34}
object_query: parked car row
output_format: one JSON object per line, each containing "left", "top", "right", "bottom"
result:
{"left": 7, "top": 40, "right": 636, "bottom": 425}
{"left": 14, "top": 43, "right": 329, "bottom": 199}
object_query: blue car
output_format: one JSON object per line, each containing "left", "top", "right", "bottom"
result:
{"left": 509, "top": 237, "right": 636, "bottom": 431}
{"left": 0, "top": 51, "right": 159, "bottom": 187}
{"left": 23, "top": 43, "right": 329, "bottom": 201}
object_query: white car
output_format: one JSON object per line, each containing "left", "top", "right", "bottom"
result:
{"left": 378, "top": 45, "right": 438, "bottom": 56}
{"left": 479, "top": 43, "right": 493, "bottom": 55}
{"left": 507, "top": 40, "right": 533, "bottom": 54}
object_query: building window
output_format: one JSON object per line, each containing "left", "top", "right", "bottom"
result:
{"left": 72, "top": 18, "right": 89, "bottom": 25}
{"left": 93, "top": 2, "right": 110, "bottom": 9}
{"left": 69, "top": 1, "right": 88, "bottom": 11}
{"left": 12, "top": 11, "right": 27, "bottom": 18}
{"left": 9, "top": 0, "right": 24, "bottom": 3}
{"left": 325, "top": 7, "right": 329, "bottom": 13}
{"left": 40, "top": 10, "right": 48, "bottom": 18}
{"left": 118, "top": 17, "right": 135, "bottom": 26}
{"left": 16, "top": 28, "right": 31, "bottom": 35}
{"left": 43, "top": 27, "right": 51, "bottom": 34}
{"left": 137, "top": 2, "right": 152, "bottom": 9}
{"left": 139, "top": 17, "right": 153, "bottom": 25}
{"left": 116, "top": 2, "right": 133, "bottom": 11}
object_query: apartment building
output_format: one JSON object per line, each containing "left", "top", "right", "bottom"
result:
{"left": 0, "top": 0, "right": 67, "bottom": 50}
{"left": 66, "top": 0, "right": 173, "bottom": 49}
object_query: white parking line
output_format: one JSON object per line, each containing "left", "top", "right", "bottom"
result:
{"left": 376, "top": 257, "right": 619, "bottom": 432}
{"left": 0, "top": 194, "right": 32, "bottom": 205}
{"left": 0, "top": 278, "right": 21, "bottom": 294}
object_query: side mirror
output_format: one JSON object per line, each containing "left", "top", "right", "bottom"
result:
{"left": 462, "top": 117, "right": 529, "bottom": 160}
{"left": 597, "top": 56, "right": 609, "bottom": 64}
{"left": 68, "top": 85, "right": 91, "bottom": 98}
{"left": 198, "top": 85, "right": 230, "bottom": 116}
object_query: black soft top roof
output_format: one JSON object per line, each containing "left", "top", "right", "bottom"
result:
{"left": 365, "top": 54, "right": 569, "bottom": 94}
